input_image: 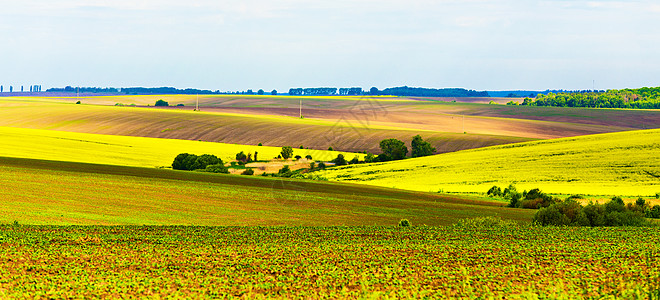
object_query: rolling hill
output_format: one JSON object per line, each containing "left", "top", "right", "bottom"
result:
{"left": 0, "top": 98, "right": 535, "bottom": 154}
{"left": 0, "top": 156, "right": 533, "bottom": 225}
{"left": 0, "top": 126, "right": 357, "bottom": 168}
{"left": 321, "top": 129, "right": 660, "bottom": 196}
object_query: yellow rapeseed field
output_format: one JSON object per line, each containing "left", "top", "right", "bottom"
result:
{"left": 0, "top": 126, "right": 354, "bottom": 168}
{"left": 322, "top": 129, "right": 660, "bottom": 196}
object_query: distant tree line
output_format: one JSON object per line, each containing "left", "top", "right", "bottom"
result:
{"left": 375, "top": 86, "right": 489, "bottom": 97}
{"left": 521, "top": 87, "right": 660, "bottom": 109}
{"left": 288, "top": 87, "right": 362, "bottom": 96}
{"left": 47, "top": 86, "right": 120, "bottom": 93}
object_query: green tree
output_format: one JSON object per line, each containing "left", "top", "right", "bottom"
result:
{"left": 235, "top": 151, "right": 248, "bottom": 163}
{"left": 155, "top": 99, "right": 169, "bottom": 107}
{"left": 411, "top": 135, "right": 436, "bottom": 158}
{"left": 192, "top": 154, "right": 221, "bottom": 170}
{"left": 333, "top": 154, "right": 347, "bottom": 166}
{"left": 379, "top": 138, "right": 408, "bottom": 161}
{"left": 271, "top": 90, "right": 277, "bottom": 95}
{"left": 172, "top": 153, "right": 197, "bottom": 170}
{"left": 280, "top": 146, "right": 293, "bottom": 159}
{"left": 257, "top": 89, "right": 264, "bottom": 95}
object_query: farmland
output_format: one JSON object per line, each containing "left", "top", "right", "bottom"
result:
{"left": 322, "top": 128, "right": 660, "bottom": 196}
{"left": 0, "top": 157, "right": 531, "bottom": 226}
{"left": 4, "top": 95, "right": 660, "bottom": 154}
{"left": 1, "top": 93, "right": 659, "bottom": 298}
{"left": 0, "top": 225, "right": 658, "bottom": 298}
{"left": 0, "top": 126, "right": 355, "bottom": 168}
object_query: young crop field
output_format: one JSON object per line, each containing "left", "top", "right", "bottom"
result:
{"left": 0, "top": 225, "right": 658, "bottom": 298}
{"left": 0, "top": 126, "right": 356, "bottom": 168}
{"left": 0, "top": 157, "right": 531, "bottom": 226}
{"left": 322, "top": 129, "right": 660, "bottom": 196}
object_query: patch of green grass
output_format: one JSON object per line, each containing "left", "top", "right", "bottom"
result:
{"left": 0, "top": 156, "right": 532, "bottom": 225}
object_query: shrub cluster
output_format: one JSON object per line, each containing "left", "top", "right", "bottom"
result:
{"left": 172, "top": 153, "right": 228, "bottom": 173}
{"left": 488, "top": 185, "right": 558, "bottom": 209}
{"left": 534, "top": 197, "right": 652, "bottom": 227}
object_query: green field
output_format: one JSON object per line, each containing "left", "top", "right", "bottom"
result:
{"left": 0, "top": 157, "right": 531, "bottom": 226}
{"left": 322, "top": 129, "right": 660, "bottom": 196}
{"left": 1, "top": 225, "right": 658, "bottom": 298}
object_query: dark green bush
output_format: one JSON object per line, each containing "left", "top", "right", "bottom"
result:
{"left": 172, "top": 153, "right": 198, "bottom": 170}
{"left": 155, "top": 99, "right": 169, "bottom": 107}
{"left": 534, "top": 206, "right": 571, "bottom": 226}
{"left": 333, "top": 154, "right": 347, "bottom": 166}
{"left": 278, "top": 165, "right": 293, "bottom": 178}
{"left": 173, "top": 153, "right": 221, "bottom": 171}
{"left": 206, "top": 164, "right": 229, "bottom": 174}
{"left": 241, "top": 169, "right": 254, "bottom": 175}
{"left": 487, "top": 186, "right": 502, "bottom": 197}
{"left": 534, "top": 198, "right": 649, "bottom": 227}
{"left": 398, "top": 219, "right": 411, "bottom": 227}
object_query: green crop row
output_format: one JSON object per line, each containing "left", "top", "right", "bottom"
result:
{"left": 0, "top": 225, "right": 658, "bottom": 298}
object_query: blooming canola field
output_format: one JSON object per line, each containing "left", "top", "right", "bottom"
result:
{"left": 323, "top": 129, "right": 660, "bottom": 196}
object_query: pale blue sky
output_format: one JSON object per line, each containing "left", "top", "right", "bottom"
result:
{"left": 1, "top": 0, "right": 658, "bottom": 92}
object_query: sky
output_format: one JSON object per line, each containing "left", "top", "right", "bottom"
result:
{"left": 1, "top": 0, "right": 659, "bottom": 92}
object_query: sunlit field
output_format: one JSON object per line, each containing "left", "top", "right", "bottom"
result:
{"left": 0, "top": 126, "right": 355, "bottom": 168}
{"left": 322, "top": 129, "right": 660, "bottom": 196}
{"left": 1, "top": 225, "right": 657, "bottom": 298}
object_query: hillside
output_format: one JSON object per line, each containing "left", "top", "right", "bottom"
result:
{"left": 321, "top": 129, "right": 660, "bottom": 196}
{"left": 0, "top": 98, "right": 534, "bottom": 154}
{"left": 0, "top": 157, "right": 532, "bottom": 225}
{"left": 0, "top": 126, "right": 358, "bottom": 168}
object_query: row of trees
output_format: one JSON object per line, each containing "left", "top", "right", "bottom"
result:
{"left": 0, "top": 85, "right": 42, "bottom": 93}
{"left": 521, "top": 87, "right": 660, "bottom": 109}
{"left": 377, "top": 86, "right": 489, "bottom": 97}
{"left": 286, "top": 86, "right": 490, "bottom": 97}
{"left": 288, "top": 87, "right": 363, "bottom": 96}
{"left": 534, "top": 197, "right": 659, "bottom": 227}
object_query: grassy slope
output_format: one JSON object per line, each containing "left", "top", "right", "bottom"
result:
{"left": 0, "top": 157, "right": 532, "bottom": 225}
{"left": 0, "top": 98, "right": 533, "bottom": 154}
{"left": 0, "top": 126, "right": 357, "bottom": 168}
{"left": 322, "top": 129, "right": 660, "bottom": 196}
